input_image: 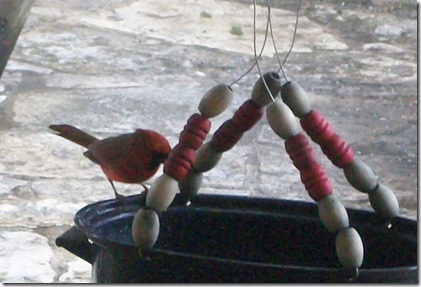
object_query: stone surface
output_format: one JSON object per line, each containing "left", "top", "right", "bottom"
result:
{"left": 0, "top": 0, "right": 417, "bottom": 283}
{"left": 0, "top": 231, "right": 55, "bottom": 283}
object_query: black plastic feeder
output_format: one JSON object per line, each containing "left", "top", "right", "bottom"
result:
{"left": 56, "top": 193, "right": 417, "bottom": 283}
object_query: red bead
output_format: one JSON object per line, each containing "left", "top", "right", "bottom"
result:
{"left": 231, "top": 100, "right": 264, "bottom": 132}
{"left": 300, "top": 163, "right": 333, "bottom": 201}
{"left": 300, "top": 110, "right": 334, "bottom": 145}
{"left": 321, "top": 134, "right": 355, "bottom": 168}
{"left": 187, "top": 113, "right": 211, "bottom": 133}
{"left": 178, "top": 114, "right": 211, "bottom": 149}
{"left": 211, "top": 120, "right": 243, "bottom": 152}
{"left": 179, "top": 130, "right": 202, "bottom": 150}
{"left": 284, "top": 133, "right": 333, "bottom": 202}
{"left": 211, "top": 100, "right": 263, "bottom": 152}
{"left": 301, "top": 109, "right": 355, "bottom": 168}
{"left": 164, "top": 144, "right": 196, "bottom": 181}
{"left": 164, "top": 113, "right": 211, "bottom": 181}
{"left": 164, "top": 160, "right": 187, "bottom": 181}
{"left": 182, "top": 122, "right": 208, "bottom": 141}
{"left": 284, "top": 134, "right": 318, "bottom": 170}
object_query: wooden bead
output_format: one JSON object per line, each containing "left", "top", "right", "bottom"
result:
{"left": 284, "top": 133, "right": 333, "bottom": 201}
{"left": 198, "top": 84, "right": 234, "bottom": 118}
{"left": 251, "top": 72, "right": 281, "bottom": 108}
{"left": 179, "top": 129, "right": 204, "bottom": 150}
{"left": 285, "top": 133, "right": 318, "bottom": 170}
{"left": 231, "top": 100, "right": 263, "bottom": 132}
{"left": 187, "top": 113, "right": 212, "bottom": 134}
{"left": 211, "top": 100, "right": 263, "bottom": 152}
{"left": 335, "top": 228, "right": 364, "bottom": 269}
{"left": 194, "top": 142, "right": 222, "bottom": 172}
{"left": 300, "top": 110, "right": 334, "bottom": 145}
{"left": 369, "top": 184, "right": 399, "bottom": 218}
{"left": 131, "top": 208, "right": 160, "bottom": 254}
{"left": 300, "top": 163, "right": 333, "bottom": 201}
{"left": 164, "top": 144, "right": 196, "bottom": 181}
{"left": 343, "top": 158, "right": 378, "bottom": 193}
{"left": 179, "top": 113, "right": 211, "bottom": 149}
{"left": 146, "top": 174, "right": 178, "bottom": 212}
{"left": 165, "top": 113, "right": 210, "bottom": 181}
{"left": 320, "top": 133, "right": 355, "bottom": 168}
{"left": 179, "top": 170, "right": 203, "bottom": 203}
{"left": 317, "top": 195, "right": 349, "bottom": 233}
{"left": 281, "top": 81, "right": 311, "bottom": 118}
{"left": 209, "top": 95, "right": 265, "bottom": 153}
{"left": 211, "top": 120, "right": 244, "bottom": 152}
{"left": 301, "top": 110, "right": 355, "bottom": 168}
{"left": 266, "top": 99, "right": 300, "bottom": 140}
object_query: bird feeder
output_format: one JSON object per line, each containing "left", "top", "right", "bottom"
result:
{"left": 56, "top": 73, "right": 417, "bottom": 283}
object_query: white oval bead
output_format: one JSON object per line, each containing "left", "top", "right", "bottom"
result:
{"left": 266, "top": 99, "right": 300, "bottom": 140}
{"left": 199, "top": 84, "right": 234, "bottom": 118}
{"left": 317, "top": 195, "right": 349, "bottom": 233}
{"left": 146, "top": 174, "right": 178, "bottom": 212}
{"left": 194, "top": 142, "right": 222, "bottom": 172}
{"left": 251, "top": 72, "right": 281, "bottom": 108}
{"left": 131, "top": 208, "right": 160, "bottom": 253}
{"left": 335, "top": 228, "right": 364, "bottom": 269}
{"left": 281, "top": 81, "right": 311, "bottom": 118}
{"left": 178, "top": 170, "right": 203, "bottom": 201}
{"left": 343, "top": 158, "right": 378, "bottom": 193}
{"left": 369, "top": 184, "right": 399, "bottom": 218}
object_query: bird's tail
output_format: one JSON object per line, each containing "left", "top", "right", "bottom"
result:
{"left": 49, "top": 124, "right": 98, "bottom": 148}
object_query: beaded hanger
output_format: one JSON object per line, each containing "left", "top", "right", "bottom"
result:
{"left": 131, "top": 0, "right": 400, "bottom": 280}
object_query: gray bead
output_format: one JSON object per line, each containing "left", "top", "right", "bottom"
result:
{"left": 343, "top": 158, "right": 378, "bottom": 193}
{"left": 335, "top": 228, "right": 364, "bottom": 269}
{"left": 194, "top": 142, "right": 223, "bottom": 172}
{"left": 199, "top": 84, "right": 234, "bottom": 118}
{"left": 179, "top": 170, "right": 203, "bottom": 202}
{"left": 266, "top": 99, "right": 300, "bottom": 140}
{"left": 317, "top": 195, "right": 349, "bottom": 233}
{"left": 146, "top": 174, "right": 178, "bottom": 212}
{"left": 251, "top": 72, "right": 281, "bottom": 108}
{"left": 281, "top": 81, "right": 311, "bottom": 118}
{"left": 131, "top": 208, "right": 160, "bottom": 253}
{"left": 369, "top": 184, "right": 400, "bottom": 218}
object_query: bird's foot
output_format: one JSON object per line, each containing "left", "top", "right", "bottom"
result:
{"left": 140, "top": 183, "right": 149, "bottom": 197}
{"left": 115, "top": 192, "right": 127, "bottom": 204}
{"left": 109, "top": 180, "right": 127, "bottom": 204}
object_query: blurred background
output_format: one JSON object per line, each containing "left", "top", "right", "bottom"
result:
{"left": 0, "top": 0, "right": 417, "bottom": 283}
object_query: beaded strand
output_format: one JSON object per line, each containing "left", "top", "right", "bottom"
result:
{"left": 132, "top": 76, "right": 395, "bottom": 272}
{"left": 266, "top": 98, "right": 364, "bottom": 271}
{"left": 127, "top": 0, "right": 399, "bottom": 272}
{"left": 131, "top": 84, "right": 234, "bottom": 256}
{"left": 281, "top": 81, "right": 399, "bottom": 219}
{"left": 179, "top": 71, "right": 282, "bottom": 203}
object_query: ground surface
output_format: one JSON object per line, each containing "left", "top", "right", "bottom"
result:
{"left": 0, "top": 0, "right": 417, "bottom": 283}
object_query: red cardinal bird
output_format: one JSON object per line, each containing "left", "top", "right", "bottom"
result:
{"left": 49, "top": 124, "right": 171, "bottom": 200}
